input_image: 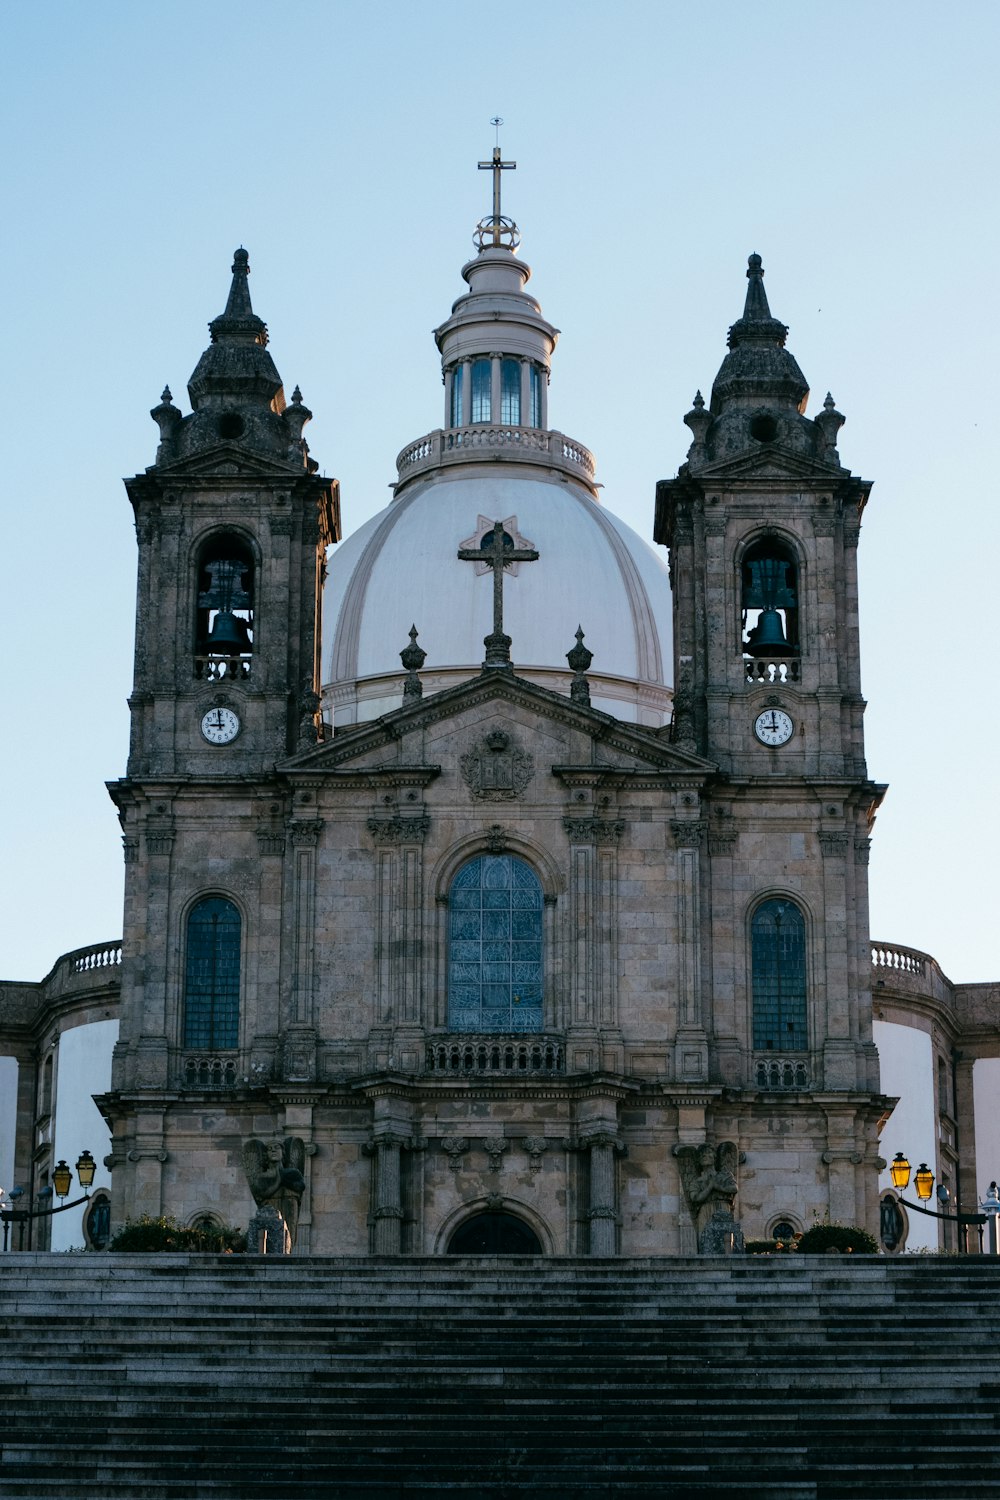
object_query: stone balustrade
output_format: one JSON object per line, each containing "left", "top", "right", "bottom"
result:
{"left": 182, "top": 1054, "right": 240, "bottom": 1090}
{"left": 744, "top": 656, "right": 800, "bottom": 685}
{"left": 395, "top": 425, "right": 596, "bottom": 489}
{"left": 872, "top": 942, "right": 925, "bottom": 976}
{"left": 754, "top": 1056, "right": 810, "bottom": 1091}
{"left": 71, "top": 943, "right": 122, "bottom": 974}
{"left": 426, "top": 1035, "right": 565, "bottom": 1077}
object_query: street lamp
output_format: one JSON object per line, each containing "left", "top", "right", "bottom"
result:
{"left": 1, "top": 1147, "right": 99, "bottom": 1251}
{"left": 886, "top": 1151, "right": 986, "bottom": 1253}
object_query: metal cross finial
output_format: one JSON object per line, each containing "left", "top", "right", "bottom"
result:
{"left": 478, "top": 130, "right": 516, "bottom": 243}
{"left": 458, "top": 521, "right": 539, "bottom": 670}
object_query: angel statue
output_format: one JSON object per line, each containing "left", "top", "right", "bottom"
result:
{"left": 674, "top": 1140, "right": 745, "bottom": 1255}
{"left": 241, "top": 1136, "right": 307, "bottom": 1253}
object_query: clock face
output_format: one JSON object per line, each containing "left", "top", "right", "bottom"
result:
{"left": 754, "top": 708, "right": 794, "bottom": 747}
{"left": 201, "top": 707, "right": 241, "bottom": 745}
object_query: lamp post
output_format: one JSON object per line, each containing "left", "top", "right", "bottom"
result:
{"left": 888, "top": 1153, "right": 987, "bottom": 1254}
{"left": 0, "top": 1150, "right": 98, "bottom": 1251}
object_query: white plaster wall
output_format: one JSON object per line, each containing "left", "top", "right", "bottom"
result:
{"left": 0, "top": 1056, "right": 17, "bottom": 1201}
{"left": 973, "top": 1057, "right": 1000, "bottom": 1200}
{"left": 875, "top": 1020, "right": 938, "bottom": 1250}
{"left": 50, "top": 1019, "right": 117, "bottom": 1251}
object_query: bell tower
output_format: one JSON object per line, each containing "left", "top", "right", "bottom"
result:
{"left": 654, "top": 256, "right": 888, "bottom": 1233}
{"left": 122, "top": 249, "right": 340, "bottom": 779}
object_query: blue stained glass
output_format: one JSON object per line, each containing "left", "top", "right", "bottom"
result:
{"left": 752, "top": 899, "right": 808, "bottom": 1051}
{"left": 184, "top": 897, "right": 241, "bottom": 1050}
{"left": 448, "top": 855, "right": 545, "bottom": 1032}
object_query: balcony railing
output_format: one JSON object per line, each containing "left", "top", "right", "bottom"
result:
{"left": 871, "top": 943, "right": 925, "bottom": 976}
{"left": 182, "top": 1055, "right": 240, "bottom": 1090}
{"left": 755, "top": 1057, "right": 810, "bottom": 1091}
{"left": 426, "top": 1035, "right": 565, "bottom": 1078}
{"left": 395, "top": 425, "right": 596, "bottom": 489}
{"left": 194, "top": 654, "right": 251, "bottom": 682}
{"left": 745, "top": 656, "right": 800, "bottom": 685}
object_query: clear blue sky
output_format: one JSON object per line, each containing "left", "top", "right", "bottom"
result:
{"left": 1, "top": 1, "right": 997, "bottom": 982}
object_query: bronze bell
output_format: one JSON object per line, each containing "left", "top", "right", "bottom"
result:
{"left": 746, "top": 607, "right": 788, "bottom": 657}
{"left": 208, "top": 610, "right": 250, "bottom": 654}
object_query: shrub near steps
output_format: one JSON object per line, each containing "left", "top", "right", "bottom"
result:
{"left": 1, "top": 1255, "right": 1000, "bottom": 1499}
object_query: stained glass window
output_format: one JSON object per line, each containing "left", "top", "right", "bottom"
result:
{"left": 448, "top": 855, "right": 543, "bottom": 1032}
{"left": 450, "top": 366, "right": 464, "bottom": 427}
{"left": 751, "top": 899, "right": 807, "bottom": 1051}
{"left": 529, "top": 364, "right": 542, "bottom": 428}
{"left": 471, "top": 359, "right": 491, "bottom": 423}
{"left": 500, "top": 360, "right": 521, "bottom": 425}
{"left": 183, "top": 897, "right": 241, "bottom": 1049}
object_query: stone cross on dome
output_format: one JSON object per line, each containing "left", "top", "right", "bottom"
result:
{"left": 458, "top": 520, "right": 538, "bottom": 670}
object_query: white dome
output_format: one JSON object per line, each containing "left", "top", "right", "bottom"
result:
{"left": 323, "top": 469, "right": 673, "bottom": 728}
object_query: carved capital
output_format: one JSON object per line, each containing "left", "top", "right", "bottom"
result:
{"left": 256, "top": 828, "right": 285, "bottom": 856}
{"left": 122, "top": 837, "right": 140, "bottom": 865}
{"left": 523, "top": 1137, "right": 548, "bottom": 1171}
{"left": 708, "top": 830, "right": 738, "bottom": 856}
{"left": 269, "top": 513, "right": 295, "bottom": 538}
{"left": 854, "top": 837, "right": 872, "bottom": 865}
{"left": 818, "top": 831, "right": 850, "bottom": 857}
{"left": 563, "top": 817, "right": 625, "bottom": 845}
{"left": 482, "top": 1137, "right": 509, "bottom": 1172}
{"left": 670, "top": 819, "right": 707, "bottom": 850}
{"left": 366, "top": 813, "right": 431, "bottom": 845}
{"left": 145, "top": 824, "right": 175, "bottom": 856}
{"left": 441, "top": 1136, "right": 469, "bottom": 1169}
{"left": 288, "top": 819, "right": 323, "bottom": 848}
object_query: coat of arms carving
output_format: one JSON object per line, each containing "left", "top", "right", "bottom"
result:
{"left": 460, "top": 729, "right": 534, "bottom": 802}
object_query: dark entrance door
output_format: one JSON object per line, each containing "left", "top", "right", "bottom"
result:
{"left": 447, "top": 1211, "right": 542, "bottom": 1255}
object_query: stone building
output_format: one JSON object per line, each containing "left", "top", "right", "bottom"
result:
{"left": 3, "top": 165, "right": 999, "bottom": 1254}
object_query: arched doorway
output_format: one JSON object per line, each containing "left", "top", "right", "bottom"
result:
{"left": 446, "top": 1211, "right": 543, "bottom": 1255}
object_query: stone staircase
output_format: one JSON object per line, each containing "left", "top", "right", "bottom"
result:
{"left": 2, "top": 1255, "right": 999, "bottom": 1498}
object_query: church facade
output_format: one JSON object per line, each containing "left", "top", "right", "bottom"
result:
{"left": 3, "top": 167, "right": 998, "bottom": 1254}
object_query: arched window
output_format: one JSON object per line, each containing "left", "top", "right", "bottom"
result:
{"left": 741, "top": 538, "right": 799, "bottom": 657}
{"left": 751, "top": 899, "right": 807, "bottom": 1052}
{"left": 183, "top": 898, "right": 241, "bottom": 1050}
{"left": 195, "top": 534, "right": 254, "bottom": 681}
{"left": 448, "top": 854, "right": 543, "bottom": 1033}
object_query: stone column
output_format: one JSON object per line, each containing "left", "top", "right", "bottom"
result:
{"left": 490, "top": 354, "right": 502, "bottom": 423}
{"left": 671, "top": 818, "right": 708, "bottom": 1083}
{"left": 586, "top": 1132, "right": 624, "bottom": 1255}
{"left": 371, "top": 1134, "right": 406, "bottom": 1255}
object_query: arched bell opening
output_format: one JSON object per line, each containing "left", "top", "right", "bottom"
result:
{"left": 195, "top": 534, "right": 255, "bottom": 681}
{"left": 446, "top": 1210, "right": 543, "bottom": 1256}
{"left": 741, "top": 538, "right": 799, "bottom": 659}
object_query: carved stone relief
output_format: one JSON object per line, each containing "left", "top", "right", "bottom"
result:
{"left": 460, "top": 730, "right": 533, "bottom": 802}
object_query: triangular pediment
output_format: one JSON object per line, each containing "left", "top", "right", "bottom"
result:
{"left": 132, "top": 445, "right": 307, "bottom": 483}
{"left": 691, "top": 446, "right": 846, "bottom": 483}
{"left": 281, "top": 670, "right": 715, "bottom": 783}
